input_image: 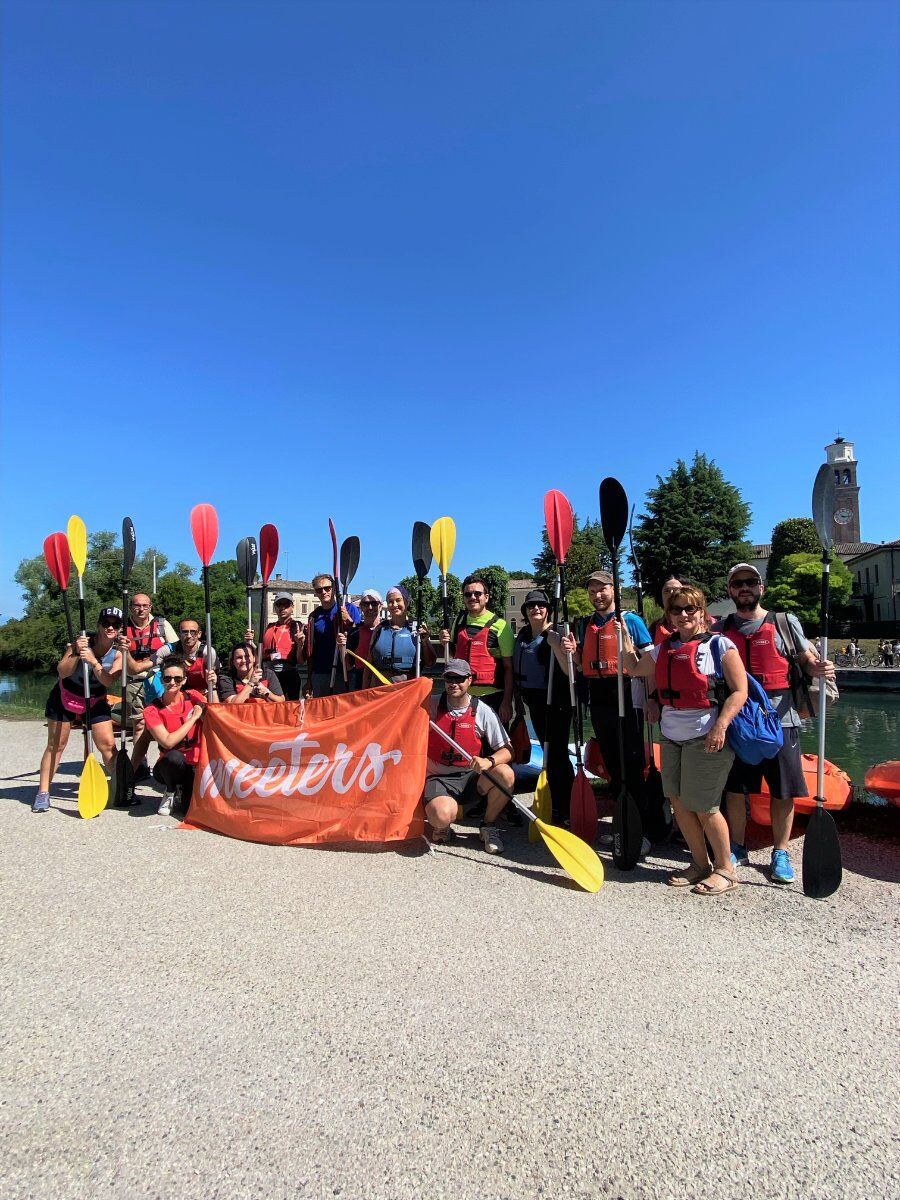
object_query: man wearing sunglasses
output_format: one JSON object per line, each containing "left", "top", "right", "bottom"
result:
{"left": 717, "top": 562, "right": 835, "bottom": 883}
{"left": 257, "top": 591, "right": 306, "bottom": 700}
{"left": 423, "top": 659, "right": 514, "bottom": 854}
{"left": 440, "top": 574, "right": 515, "bottom": 726}
{"left": 119, "top": 594, "right": 177, "bottom": 780}
{"left": 341, "top": 589, "right": 383, "bottom": 690}
{"left": 303, "top": 573, "right": 362, "bottom": 698}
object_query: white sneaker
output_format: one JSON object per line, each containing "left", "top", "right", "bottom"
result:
{"left": 480, "top": 824, "right": 504, "bottom": 854}
{"left": 157, "top": 793, "right": 175, "bottom": 816}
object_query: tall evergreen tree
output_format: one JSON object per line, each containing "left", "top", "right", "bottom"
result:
{"left": 631, "top": 453, "right": 753, "bottom": 599}
{"left": 532, "top": 515, "right": 611, "bottom": 592}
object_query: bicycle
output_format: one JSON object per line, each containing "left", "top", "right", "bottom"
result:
{"left": 835, "top": 651, "right": 869, "bottom": 668}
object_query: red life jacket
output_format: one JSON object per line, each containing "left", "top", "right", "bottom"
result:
{"left": 650, "top": 617, "right": 677, "bottom": 646}
{"left": 654, "top": 635, "right": 718, "bottom": 710}
{"left": 126, "top": 617, "right": 168, "bottom": 660}
{"left": 183, "top": 653, "right": 207, "bottom": 693}
{"left": 354, "top": 623, "right": 376, "bottom": 663}
{"left": 454, "top": 615, "right": 500, "bottom": 686}
{"left": 581, "top": 614, "right": 622, "bottom": 678}
{"left": 262, "top": 620, "right": 300, "bottom": 665}
{"left": 427, "top": 696, "right": 485, "bottom": 766}
{"left": 722, "top": 614, "right": 790, "bottom": 692}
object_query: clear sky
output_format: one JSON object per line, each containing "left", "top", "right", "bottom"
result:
{"left": 2, "top": 1, "right": 897, "bottom": 617}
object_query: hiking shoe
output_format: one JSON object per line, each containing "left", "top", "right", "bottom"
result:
{"left": 598, "top": 832, "right": 614, "bottom": 847}
{"left": 499, "top": 805, "right": 523, "bottom": 827}
{"left": 480, "top": 824, "right": 504, "bottom": 854}
{"left": 730, "top": 842, "right": 749, "bottom": 867}
{"left": 770, "top": 849, "right": 794, "bottom": 885}
{"left": 428, "top": 825, "right": 454, "bottom": 845}
{"left": 157, "top": 792, "right": 175, "bottom": 817}
{"left": 32, "top": 791, "right": 50, "bottom": 813}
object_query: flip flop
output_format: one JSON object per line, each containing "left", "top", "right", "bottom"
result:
{"left": 692, "top": 868, "right": 739, "bottom": 896}
{"left": 668, "top": 862, "right": 712, "bottom": 888}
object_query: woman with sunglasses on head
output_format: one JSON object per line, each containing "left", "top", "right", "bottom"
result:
{"left": 341, "top": 589, "right": 382, "bottom": 690}
{"left": 143, "top": 654, "right": 207, "bottom": 816}
{"left": 302, "top": 573, "right": 362, "bottom": 698}
{"left": 621, "top": 586, "right": 748, "bottom": 895}
{"left": 512, "top": 588, "right": 574, "bottom": 823}
{"left": 216, "top": 643, "right": 284, "bottom": 705}
{"left": 367, "top": 585, "right": 436, "bottom": 685}
{"left": 32, "top": 607, "right": 125, "bottom": 813}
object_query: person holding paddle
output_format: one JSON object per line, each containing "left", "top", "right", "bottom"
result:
{"left": 621, "top": 585, "right": 748, "bottom": 895}
{"left": 33, "top": 607, "right": 125, "bottom": 812}
{"left": 440, "top": 574, "right": 515, "bottom": 724}
{"left": 367, "top": 585, "right": 435, "bottom": 684}
{"left": 216, "top": 643, "right": 285, "bottom": 704}
{"left": 341, "top": 589, "right": 383, "bottom": 690}
{"left": 512, "top": 588, "right": 574, "bottom": 823}
{"left": 423, "top": 658, "right": 514, "bottom": 853}
{"left": 255, "top": 592, "right": 306, "bottom": 700}
{"left": 143, "top": 654, "right": 207, "bottom": 816}
{"left": 303, "top": 573, "right": 361, "bottom": 697}
{"left": 120, "top": 594, "right": 177, "bottom": 778}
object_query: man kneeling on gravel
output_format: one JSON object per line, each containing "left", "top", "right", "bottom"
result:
{"left": 424, "top": 658, "right": 515, "bottom": 854}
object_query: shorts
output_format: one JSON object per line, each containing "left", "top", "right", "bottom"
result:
{"left": 423, "top": 769, "right": 485, "bottom": 816}
{"left": 44, "top": 683, "right": 113, "bottom": 726}
{"left": 661, "top": 735, "right": 734, "bottom": 813}
{"left": 126, "top": 676, "right": 147, "bottom": 721}
{"left": 725, "top": 726, "right": 808, "bottom": 800}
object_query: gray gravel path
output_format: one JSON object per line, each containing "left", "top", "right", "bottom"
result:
{"left": 1, "top": 718, "right": 898, "bottom": 1199}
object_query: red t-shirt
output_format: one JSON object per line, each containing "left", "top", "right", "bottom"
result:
{"left": 262, "top": 620, "right": 301, "bottom": 665}
{"left": 144, "top": 689, "right": 205, "bottom": 764}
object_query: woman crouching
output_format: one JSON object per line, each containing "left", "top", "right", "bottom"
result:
{"left": 143, "top": 654, "right": 206, "bottom": 816}
{"left": 621, "top": 586, "right": 748, "bottom": 895}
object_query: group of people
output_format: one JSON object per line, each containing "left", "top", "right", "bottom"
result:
{"left": 31, "top": 560, "right": 838, "bottom": 897}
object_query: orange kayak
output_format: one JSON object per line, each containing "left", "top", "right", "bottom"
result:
{"left": 864, "top": 761, "right": 900, "bottom": 805}
{"left": 748, "top": 754, "right": 851, "bottom": 827}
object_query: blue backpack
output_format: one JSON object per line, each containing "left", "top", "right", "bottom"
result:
{"left": 710, "top": 636, "right": 783, "bottom": 765}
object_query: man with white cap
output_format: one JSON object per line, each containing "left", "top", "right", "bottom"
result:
{"left": 423, "top": 658, "right": 514, "bottom": 854}
{"left": 341, "top": 588, "right": 383, "bottom": 690}
{"left": 717, "top": 562, "right": 835, "bottom": 883}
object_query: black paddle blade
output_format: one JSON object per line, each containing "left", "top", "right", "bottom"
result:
{"left": 113, "top": 748, "right": 135, "bottom": 808}
{"left": 643, "top": 763, "right": 671, "bottom": 843}
{"left": 340, "top": 536, "right": 360, "bottom": 591}
{"left": 812, "top": 464, "right": 837, "bottom": 552}
{"left": 237, "top": 536, "right": 258, "bottom": 587}
{"left": 802, "top": 805, "right": 842, "bottom": 898}
{"left": 412, "top": 521, "right": 433, "bottom": 580}
{"left": 612, "top": 786, "right": 643, "bottom": 870}
{"left": 122, "top": 518, "right": 136, "bottom": 581}
{"left": 599, "top": 477, "right": 629, "bottom": 554}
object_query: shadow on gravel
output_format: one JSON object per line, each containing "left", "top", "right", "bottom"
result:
{"left": 435, "top": 845, "right": 583, "bottom": 890}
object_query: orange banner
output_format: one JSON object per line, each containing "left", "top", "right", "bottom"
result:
{"left": 185, "top": 678, "right": 431, "bottom": 845}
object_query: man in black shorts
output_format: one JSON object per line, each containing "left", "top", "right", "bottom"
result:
{"left": 423, "top": 659, "right": 514, "bottom": 854}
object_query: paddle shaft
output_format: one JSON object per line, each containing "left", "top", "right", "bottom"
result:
{"left": 816, "top": 549, "right": 831, "bottom": 803}
{"left": 610, "top": 544, "right": 627, "bottom": 769}
{"left": 203, "top": 567, "right": 214, "bottom": 703}
{"left": 440, "top": 574, "right": 450, "bottom": 665}
{"left": 414, "top": 576, "right": 425, "bottom": 678}
{"left": 120, "top": 576, "right": 129, "bottom": 754}
{"left": 330, "top": 574, "right": 344, "bottom": 688}
{"left": 74, "top": 574, "right": 93, "bottom": 757}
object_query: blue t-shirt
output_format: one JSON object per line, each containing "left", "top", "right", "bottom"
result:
{"left": 311, "top": 601, "right": 362, "bottom": 672}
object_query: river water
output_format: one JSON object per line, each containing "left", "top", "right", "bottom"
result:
{"left": 2, "top": 670, "right": 897, "bottom": 793}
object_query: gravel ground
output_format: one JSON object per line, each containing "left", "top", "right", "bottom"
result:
{"left": 2, "top": 718, "right": 898, "bottom": 1200}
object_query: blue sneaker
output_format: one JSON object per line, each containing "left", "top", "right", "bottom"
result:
{"left": 31, "top": 791, "right": 50, "bottom": 813}
{"left": 770, "top": 849, "right": 794, "bottom": 884}
{"left": 730, "top": 842, "right": 749, "bottom": 866}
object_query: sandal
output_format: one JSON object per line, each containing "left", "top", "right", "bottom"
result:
{"left": 667, "top": 861, "right": 712, "bottom": 888}
{"left": 692, "top": 868, "right": 739, "bottom": 896}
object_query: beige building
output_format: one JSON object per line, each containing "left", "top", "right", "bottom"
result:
{"left": 504, "top": 576, "right": 536, "bottom": 634}
{"left": 750, "top": 540, "right": 878, "bottom": 583}
{"left": 250, "top": 577, "right": 362, "bottom": 626}
{"left": 847, "top": 540, "right": 900, "bottom": 624}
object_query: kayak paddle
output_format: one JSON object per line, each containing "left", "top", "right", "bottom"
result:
{"left": 804, "top": 465, "right": 842, "bottom": 899}
{"left": 346, "top": 649, "right": 603, "bottom": 893}
{"left": 190, "top": 503, "right": 219, "bottom": 704}
{"left": 599, "top": 478, "right": 643, "bottom": 870}
{"left": 430, "top": 517, "right": 456, "bottom": 666}
{"left": 237, "top": 535, "right": 259, "bottom": 632}
{"left": 43, "top": 532, "right": 75, "bottom": 646}
{"left": 327, "top": 519, "right": 345, "bottom": 689}
{"left": 67, "top": 514, "right": 109, "bottom": 818}
{"left": 256, "top": 523, "right": 279, "bottom": 659}
{"left": 113, "top": 517, "right": 137, "bottom": 807}
{"left": 411, "top": 521, "right": 433, "bottom": 678}
{"left": 338, "top": 535, "right": 361, "bottom": 683}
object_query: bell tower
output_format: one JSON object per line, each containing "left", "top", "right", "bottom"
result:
{"left": 824, "top": 436, "right": 861, "bottom": 544}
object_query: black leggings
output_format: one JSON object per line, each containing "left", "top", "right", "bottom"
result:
{"left": 588, "top": 695, "right": 647, "bottom": 819}
{"left": 522, "top": 689, "right": 574, "bottom": 822}
{"left": 153, "top": 751, "right": 196, "bottom": 804}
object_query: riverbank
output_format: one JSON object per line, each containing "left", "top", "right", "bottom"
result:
{"left": 2, "top": 716, "right": 898, "bottom": 1199}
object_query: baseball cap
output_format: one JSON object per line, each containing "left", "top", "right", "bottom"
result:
{"left": 727, "top": 563, "right": 762, "bottom": 585}
{"left": 274, "top": 591, "right": 293, "bottom": 604}
{"left": 98, "top": 606, "right": 123, "bottom": 622}
{"left": 443, "top": 658, "right": 472, "bottom": 679}
{"left": 586, "top": 570, "right": 613, "bottom": 587}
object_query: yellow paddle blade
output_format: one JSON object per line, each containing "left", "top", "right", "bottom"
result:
{"left": 345, "top": 648, "right": 391, "bottom": 685}
{"left": 430, "top": 516, "right": 456, "bottom": 576}
{"left": 67, "top": 515, "right": 88, "bottom": 577}
{"left": 535, "top": 816, "right": 604, "bottom": 892}
{"left": 78, "top": 754, "right": 109, "bottom": 819}
{"left": 530, "top": 770, "right": 551, "bottom": 841}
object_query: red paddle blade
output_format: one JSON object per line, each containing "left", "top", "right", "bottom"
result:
{"left": 585, "top": 737, "right": 608, "bottom": 780}
{"left": 544, "top": 490, "right": 574, "bottom": 564}
{"left": 570, "top": 769, "right": 598, "bottom": 844}
{"left": 259, "top": 523, "right": 279, "bottom": 583}
{"left": 190, "top": 503, "right": 219, "bottom": 566}
{"left": 328, "top": 518, "right": 339, "bottom": 579}
{"left": 43, "top": 532, "right": 71, "bottom": 591}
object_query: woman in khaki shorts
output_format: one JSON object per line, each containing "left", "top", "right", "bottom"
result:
{"left": 621, "top": 586, "right": 748, "bottom": 895}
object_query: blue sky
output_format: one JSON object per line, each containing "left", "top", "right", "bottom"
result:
{"left": 2, "top": 1, "right": 897, "bottom": 617}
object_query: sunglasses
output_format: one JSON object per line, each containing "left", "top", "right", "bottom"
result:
{"left": 314, "top": 586, "right": 332, "bottom": 594}
{"left": 162, "top": 674, "right": 185, "bottom": 684}
{"left": 525, "top": 601, "right": 547, "bottom": 609}
{"left": 445, "top": 675, "right": 468, "bottom": 683}
{"left": 361, "top": 600, "right": 379, "bottom": 608}
{"left": 730, "top": 578, "right": 760, "bottom": 588}
{"left": 101, "top": 619, "right": 122, "bottom": 628}
{"left": 669, "top": 605, "right": 699, "bottom": 616}
{"left": 463, "top": 591, "right": 484, "bottom": 599}
{"left": 180, "top": 629, "right": 200, "bottom": 636}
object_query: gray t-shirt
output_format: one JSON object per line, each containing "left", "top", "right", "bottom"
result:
{"left": 718, "top": 612, "right": 808, "bottom": 728}
{"left": 427, "top": 695, "right": 511, "bottom": 774}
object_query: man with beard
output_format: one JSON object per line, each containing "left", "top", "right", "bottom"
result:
{"left": 717, "top": 563, "right": 835, "bottom": 884}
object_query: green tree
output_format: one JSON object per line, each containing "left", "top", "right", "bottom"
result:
{"left": 532, "top": 515, "right": 611, "bottom": 592}
{"left": 762, "top": 553, "right": 852, "bottom": 625}
{"left": 631, "top": 453, "right": 752, "bottom": 600}
{"left": 398, "top": 574, "right": 463, "bottom": 630}
{"left": 467, "top": 565, "right": 510, "bottom": 615}
{"left": 767, "top": 518, "right": 822, "bottom": 581}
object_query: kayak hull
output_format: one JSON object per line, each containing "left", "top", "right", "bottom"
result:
{"left": 863, "top": 760, "right": 900, "bottom": 805}
{"left": 748, "top": 755, "right": 851, "bottom": 827}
